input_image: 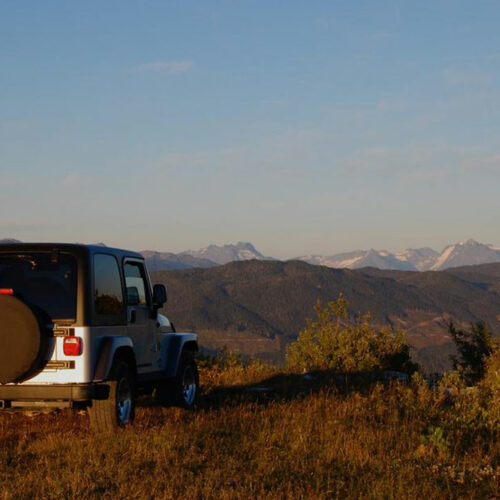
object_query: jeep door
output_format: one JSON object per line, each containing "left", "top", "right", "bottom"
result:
{"left": 123, "top": 259, "right": 156, "bottom": 373}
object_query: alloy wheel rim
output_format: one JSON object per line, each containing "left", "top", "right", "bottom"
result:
{"left": 116, "top": 377, "right": 132, "bottom": 425}
{"left": 182, "top": 366, "right": 196, "bottom": 405}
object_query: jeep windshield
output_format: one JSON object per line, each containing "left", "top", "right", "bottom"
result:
{"left": 0, "top": 252, "right": 77, "bottom": 321}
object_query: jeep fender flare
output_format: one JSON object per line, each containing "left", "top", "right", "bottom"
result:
{"left": 160, "top": 333, "right": 198, "bottom": 377}
{"left": 92, "top": 337, "right": 136, "bottom": 382}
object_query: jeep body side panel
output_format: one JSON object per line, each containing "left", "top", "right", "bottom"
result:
{"left": 156, "top": 312, "right": 175, "bottom": 334}
{"left": 15, "top": 326, "right": 129, "bottom": 385}
{"left": 15, "top": 326, "right": 94, "bottom": 384}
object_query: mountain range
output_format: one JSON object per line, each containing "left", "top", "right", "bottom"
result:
{"left": 139, "top": 242, "right": 271, "bottom": 270}
{"left": 298, "top": 239, "right": 500, "bottom": 271}
{"left": 139, "top": 238, "right": 500, "bottom": 272}
{"left": 0, "top": 239, "right": 21, "bottom": 245}
{"left": 3, "top": 238, "right": 500, "bottom": 272}
{"left": 181, "top": 241, "right": 271, "bottom": 265}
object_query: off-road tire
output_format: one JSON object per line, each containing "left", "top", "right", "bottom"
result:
{"left": 88, "top": 360, "right": 136, "bottom": 432}
{"left": 155, "top": 351, "right": 199, "bottom": 409}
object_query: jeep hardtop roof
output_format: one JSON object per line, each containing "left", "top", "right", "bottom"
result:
{"left": 0, "top": 243, "right": 143, "bottom": 261}
{"left": 0, "top": 243, "right": 145, "bottom": 326}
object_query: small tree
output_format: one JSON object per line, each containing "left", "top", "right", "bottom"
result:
{"left": 286, "top": 294, "right": 417, "bottom": 374}
{"left": 449, "top": 321, "right": 496, "bottom": 385}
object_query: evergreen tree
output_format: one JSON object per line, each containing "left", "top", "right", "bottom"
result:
{"left": 449, "top": 321, "right": 495, "bottom": 384}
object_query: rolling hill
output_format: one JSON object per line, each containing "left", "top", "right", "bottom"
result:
{"left": 154, "top": 260, "right": 500, "bottom": 372}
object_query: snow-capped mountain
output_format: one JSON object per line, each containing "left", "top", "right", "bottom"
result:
{"left": 300, "top": 249, "right": 416, "bottom": 271}
{"left": 395, "top": 248, "right": 440, "bottom": 271}
{"left": 431, "top": 239, "right": 500, "bottom": 270}
{"left": 297, "top": 240, "right": 500, "bottom": 271}
{"left": 4, "top": 237, "right": 500, "bottom": 272}
{"left": 182, "top": 242, "right": 271, "bottom": 265}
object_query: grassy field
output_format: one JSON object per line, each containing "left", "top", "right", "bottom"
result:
{"left": 1, "top": 363, "right": 499, "bottom": 500}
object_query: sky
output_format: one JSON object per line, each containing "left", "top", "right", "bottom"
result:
{"left": 1, "top": 1, "right": 499, "bottom": 259}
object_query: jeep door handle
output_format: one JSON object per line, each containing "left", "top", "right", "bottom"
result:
{"left": 129, "top": 310, "right": 136, "bottom": 323}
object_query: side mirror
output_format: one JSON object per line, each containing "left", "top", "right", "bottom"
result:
{"left": 152, "top": 284, "right": 167, "bottom": 308}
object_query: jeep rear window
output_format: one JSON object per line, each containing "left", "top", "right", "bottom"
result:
{"left": 0, "top": 252, "right": 77, "bottom": 320}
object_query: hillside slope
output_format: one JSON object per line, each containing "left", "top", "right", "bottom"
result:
{"left": 154, "top": 261, "right": 500, "bottom": 371}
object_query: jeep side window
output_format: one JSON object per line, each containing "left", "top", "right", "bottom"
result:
{"left": 94, "top": 254, "right": 124, "bottom": 315}
{"left": 124, "top": 262, "right": 150, "bottom": 307}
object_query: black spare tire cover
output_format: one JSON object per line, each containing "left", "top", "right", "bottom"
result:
{"left": 0, "top": 295, "right": 47, "bottom": 384}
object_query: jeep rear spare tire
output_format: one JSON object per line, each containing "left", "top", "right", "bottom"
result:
{"left": 0, "top": 295, "right": 47, "bottom": 384}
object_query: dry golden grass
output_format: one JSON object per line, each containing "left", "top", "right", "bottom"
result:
{"left": 1, "top": 365, "right": 499, "bottom": 500}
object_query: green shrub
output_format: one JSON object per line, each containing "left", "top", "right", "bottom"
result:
{"left": 432, "top": 349, "right": 500, "bottom": 449}
{"left": 286, "top": 294, "right": 417, "bottom": 374}
{"left": 477, "top": 349, "right": 500, "bottom": 431}
{"left": 449, "top": 321, "right": 496, "bottom": 384}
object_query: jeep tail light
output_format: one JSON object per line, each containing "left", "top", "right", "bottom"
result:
{"left": 63, "top": 336, "right": 82, "bottom": 356}
{"left": 0, "top": 288, "right": 13, "bottom": 295}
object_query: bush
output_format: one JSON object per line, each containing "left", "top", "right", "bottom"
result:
{"left": 286, "top": 294, "right": 417, "bottom": 374}
{"left": 477, "top": 349, "right": 500, "bottom": 431}
{"left": 449, "top": 321, "right": 496, "bottom": 384}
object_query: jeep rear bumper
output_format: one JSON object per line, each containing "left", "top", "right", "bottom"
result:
{"left": 0, "top": 383, "right": 110, "bottom": 403}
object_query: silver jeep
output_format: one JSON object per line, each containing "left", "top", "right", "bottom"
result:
{"left": 0, "top": 243, "right": 199, "bottom": 431}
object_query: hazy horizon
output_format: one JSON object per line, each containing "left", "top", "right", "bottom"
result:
{"left": 2, "top": 235, "right": 499, "bottom": 262}
{"left": 1, "top": 1, "right": 499, "bottom": 259}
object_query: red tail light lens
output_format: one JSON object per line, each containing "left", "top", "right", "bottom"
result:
{"left": 63, "top": 336, "right": 82, "bottom": 356}
{"left": 0, "top": 288, "right": 14, "bottom": 295}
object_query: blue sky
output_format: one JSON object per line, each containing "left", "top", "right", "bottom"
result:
{"left": 1, "top": 1, "right": 499, "bottom": 258}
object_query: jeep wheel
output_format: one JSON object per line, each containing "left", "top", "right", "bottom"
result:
{"left": 88, "top": 360, "right": 136, "bottom": 432}
{"left": 179, "top": 354, "right": 199, "bottom": 408}
{"left": 155, "top": 352, "right": 199, "bottom": 409}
